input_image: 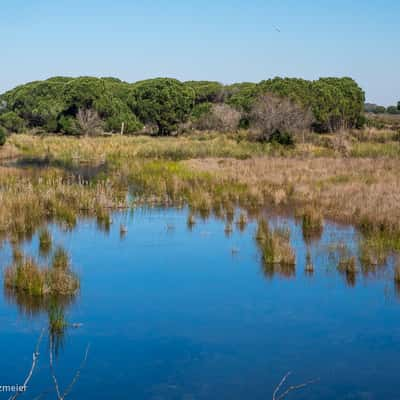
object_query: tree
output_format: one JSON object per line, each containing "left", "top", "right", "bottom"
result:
{"left": 397, "top": 101, "right": 400, "bottom": 111}
{"left": 184, "top": 81, "right": 224, "bottom": 104}
{"left": 0, "top": 111, "right": 26, "bottom": 133}
{"left": 250, "top": 93, "right": 314, "bottom": 143}
{"left": 387, "top": 106, "right": 400, "bottom": 115}
{"left": 193, "top": 104, "right": 242, "bottom": 132}
{"left": 129, "top": 78, "right": 195, "bottom": 135}
{"left": 0, "top": 126, "right": 7, "bottom": 146}
{"left": 1, "top": 79, "right": 66, "bottom": 130}
{"left": 76, "top": 108, "right": 103, "bottom": 136}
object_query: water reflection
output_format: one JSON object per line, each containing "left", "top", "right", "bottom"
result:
{"left": 2, "top": 206, "right": 400, "bottom": 399}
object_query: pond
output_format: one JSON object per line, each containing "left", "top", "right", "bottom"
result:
{"left": 0, "top": 207, "right": 400, "bottom": 399}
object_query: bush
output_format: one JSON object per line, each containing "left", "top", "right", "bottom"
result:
{"left": 193, "top": 104, "right": 242, "bottom": 132}
{"left": 258, "top": 77, "right": 365, "bottom": 133}
{"left": 59, "top": 115, "right": 79, "bottom": 135}
{"left": 1, "top": 80, "right": 66, "bottom": 130}
{"left": 250, "top": 93, "right": 313, "bottom": 142}
{"left": 0, "top": 75, "right": 366, "bottom": 136}
{"left": 129, "top": 78, "right": 195, "bottom": 135}
{"left": 0, "top": 111, "right": 26, "bottom": 133}
{"left": 76, "top": 108, "right": 103, "bottom": 136}
{"left": 184, "top": 81, "right": 224, "bottom": 104}
{"left": 387, "top": 106, "right": 400, "bottom": 115}
{"left": 0, "top": 126, "right": 6, "bottom": 146}
{"left": 268, "top": 130, "right": 294, "bottom": 146}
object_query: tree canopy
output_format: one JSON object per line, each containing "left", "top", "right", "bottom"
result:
{"left": 0, "top": 75, "right": 365, "bottom": 136}
{"left": 129, "top": 78, "right": 195, "bottom": 135}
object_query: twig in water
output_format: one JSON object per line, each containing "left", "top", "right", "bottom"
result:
{"left": 61, "top": 344, "right": 90, "bottom": 399}
{"left": 49, "top": 334, "right": 90, "bottom": 400}
{"left": 49, "top": 334, "right": 62, "bottom": 400}
{"left": 272, "top": 371, "right": 319, "bottom": 400}
{"left": 9, "top": 328, "right": 45, "bottom": 400}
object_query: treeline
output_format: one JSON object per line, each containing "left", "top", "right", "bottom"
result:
{"left": 365, "top": 102, "right": 400, "bottom": 115}
{"left": 0, "top": 76, "right": 365, "bottom": 141}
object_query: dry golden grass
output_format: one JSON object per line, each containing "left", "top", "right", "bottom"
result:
{"left": 2, "top": 133, "right": 400, "bottom": 246}
{"left": 186, "top": 157, "right": 400, "bottom": 232}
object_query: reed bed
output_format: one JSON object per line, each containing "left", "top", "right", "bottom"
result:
{"left": 3, "top": 133, "right": 400, "bottom": 258}
{"left": 4, "top": 248, "right": 79, "bottom": 296}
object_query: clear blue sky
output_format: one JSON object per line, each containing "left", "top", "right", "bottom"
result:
{"left": 2, "top": 0, "right": 399, "bottom": 105}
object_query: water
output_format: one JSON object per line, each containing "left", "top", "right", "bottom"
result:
{"left": 1, "top": 208, "right": 400, "bottom": 399}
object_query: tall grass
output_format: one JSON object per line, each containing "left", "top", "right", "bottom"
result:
{"left": 4, "top": 249, "right": 79, "bottom": 297}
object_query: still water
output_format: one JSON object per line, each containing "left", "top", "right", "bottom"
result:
{"left": 0, "top": 208, "right": 399, "bottom": 399}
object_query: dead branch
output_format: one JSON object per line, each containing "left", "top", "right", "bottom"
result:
{"left": 61, "top": 344, "right": 90, "bottom": 399}
{"left": 272, "top": 371, "right": 319, "bottom": 400}
{"left": 48, "top": 333, "right": 90, "bottom": 400}
{"left": 49, "top": 334, "right": 62, "bottom": 400}
{"left": 9, "top": 328, "right": 45, "bottom": 400}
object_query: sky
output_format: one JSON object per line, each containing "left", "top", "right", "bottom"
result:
{"left": 1, "top": 0, "right": 399, "bottom": 105}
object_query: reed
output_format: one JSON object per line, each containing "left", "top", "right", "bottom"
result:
{"left": 39, "top": 228, "right": 52, "bottom": 255}
{"left": 256, "top": 220, "right": 295, "bottom": 266}
{"left": 4, "top": 249, "right": 79, "bottom": 297}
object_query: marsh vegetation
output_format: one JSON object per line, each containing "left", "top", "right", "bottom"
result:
{"left": 0, "top": 76, "right": 400, "bottom": 399}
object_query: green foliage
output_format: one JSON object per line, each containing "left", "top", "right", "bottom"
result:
{"left": 191, "top": 102, "right": 212, "bottom": 120}
{"left": 225, "top": 82, "right": 258, "bottom": 112}
{"left": 0, "top": 111, "right": 26, "bottom": 133}
{"left": 184, "top": 81, "right": 224, "bottom": 104}
{"left": 0, "top": 75, "right": 365, "bottom": 136}
{"left": 387, "top": 106, "right": 400, "bottom": 115}
{"left": 0, "top": 126, "right": 6, "bottom": 146}
{"left": 59, "top": 115, "right": 79, "bottom": 135}
{"left": 365, "top": 103, "right": 386, "bottom": 114}
{"left": 268, "top": 130, "right": 294, "bottom": 146}
{"left": 2, "top": 79, "right": 67, "bottom": 129}
{"left": 259, "top": 77, "right": 365, "bottom": 132}
{"left": 258, "top": 77, "right": 313, "bottom": 106}
{"left": 129, "top": 78, "right": 195, "bottom": 135}
{"left": 62, "top": 77, "right": 105, "bottom": 112}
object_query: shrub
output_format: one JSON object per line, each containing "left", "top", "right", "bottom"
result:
{"left": 225, "top": 82, "right": 258, "bottom": 112}
{"left": 129, "top": 78, "right": 195, "bottom": 135}
{"left": 185, "top": 81, "right": 224, "bottom": 104}
{"left": 1, "top": 79, "right": 66, "bottom": 130}
{"left": 250, "top": 93, "right": 313, "bottom": 142}
{"left": 193, "top": 104, "right": 242, "bottom": 132}
{"left": 76, "top": 108, "right": 103, "bottom": 136}
{"left": 58, "top": 115, "right": 79, "bottom": 135}
{"left": 0, "top": 111, "right": 26, "bottom": 133}
{"left": 0, "top": 126, "right": 6, "bottom": 146}
{"left": 268, "top": 130, "right": 294, "bottom": 146}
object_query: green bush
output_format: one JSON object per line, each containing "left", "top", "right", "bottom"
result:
{"left": 1, "top": 80, "right": 66, "bottom": 130}
{"left": 269, "top": 130, "right": 294, "bottom": 146}
{"left": 0, "top": 126, "right": 7, "bottom": 146}
{"left": 190, "top": 102, "right": 212, "bottom": 120}
{"left": 59, "top": 115, "right": 79, "bottom": 135}
{"left": 0, "top": 75, "right": 366, "bottom": 136}
{"left": 0, "top": 111, "right": 26, "bottom": 133}
{"left": 184, "top": 81, "right": 224, "bottom": 104}
{"left": 129, "top": 78, "right": 195, "bottom": 135}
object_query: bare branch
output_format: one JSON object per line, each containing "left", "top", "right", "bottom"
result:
{"left": 9, "top": 328, "right": 45, "bottom": 400}
{"left": 61, "top": 344, "right": 90, "bottom": 399}
{"left": 49, "top": 335, "right": 62, "bottom": 400}
{"left": 250, "top": 93, "right": 314, "bottom": 142}
{"left": 76, "top": 108, "right": 103, "bottom": 136}
{"left": 273, "top": 371, "right": 319, "bottom": 400}
{"left": 272, "top": 371, "right": 291, "bottom": 400}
